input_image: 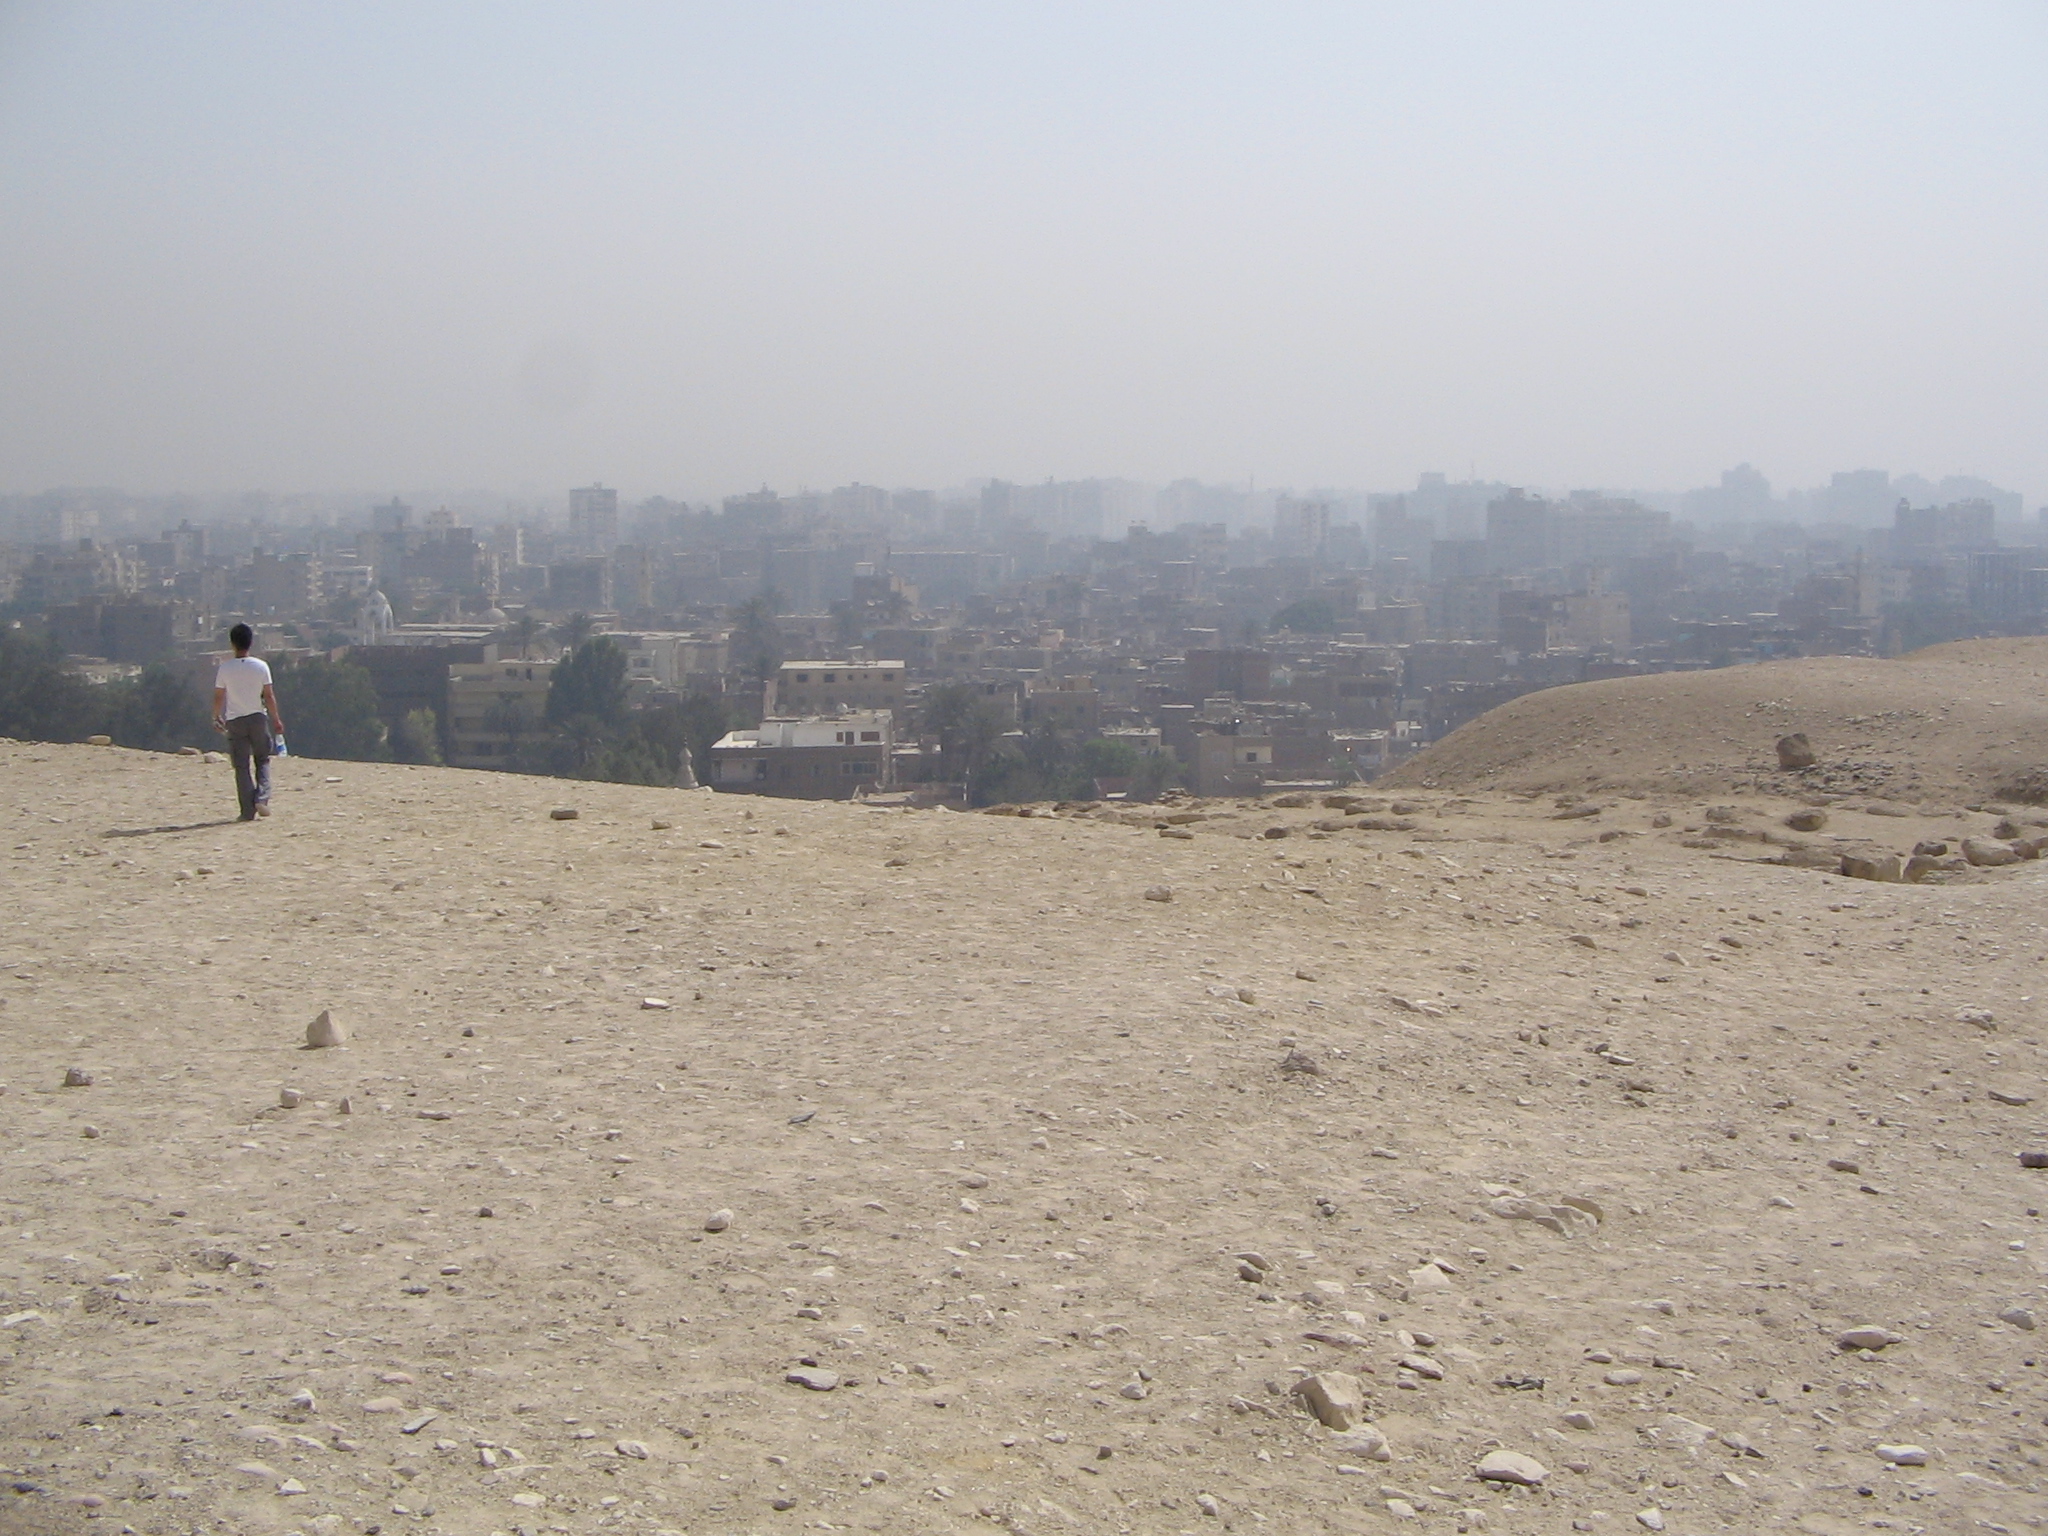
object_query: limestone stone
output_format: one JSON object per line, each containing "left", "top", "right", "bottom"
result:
{"left": 1835, "top": 1327, "right": 1902, "bottom": 1351}
{"left": 1290, "top": 1371, "right": 1369, "bottom": 1430}
{"left": 1328, "top": 1427, "right": 1392, "bottom": 1461}
{"left": 1874, "top": 1444, "right": 1929, "bottom": 1466}
{"left": 1475, "top": 1449, "right": 1548, "bottom": 1486}
{"left": 549, "top": 808, "right": 579, "bottom": 820}
{"left": 704, "top": 1208, "right": 733, "bottom": 1232}
{"left": 1963, "top": 837, "right": 2020, "bottom": 867}
{"left": 305, "top": 1010, "right": 348, "bottom": 1048}
{"left": 1776, "top": 734, "right": 1818, "bottom": 770}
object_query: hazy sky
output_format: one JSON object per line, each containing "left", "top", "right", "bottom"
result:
{"left": 2, "top": 2, "right": 2043, "bottom": 504}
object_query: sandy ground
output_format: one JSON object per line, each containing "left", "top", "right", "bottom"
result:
{"left": 2, "top": 725, "right": 2046, "bottom": 1536}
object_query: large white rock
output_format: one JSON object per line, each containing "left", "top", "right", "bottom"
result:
{"left": 305, "top": 1010, "right": 348, "bottom": 1048}
{"left": 1290, "top": 1371, "right": 1369, "bottom": 1430}
{"left": 1475, "top": 1449, "right": 1549, "bottom": 1486}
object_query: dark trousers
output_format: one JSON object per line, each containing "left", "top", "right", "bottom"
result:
{"left": 225, "top": 713, "right": 272, "bottom": 820}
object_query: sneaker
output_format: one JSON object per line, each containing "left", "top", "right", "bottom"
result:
{"left": 256, "top": 803, "right": 271, "bottom": 818}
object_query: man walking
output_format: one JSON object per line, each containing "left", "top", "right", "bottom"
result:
{"left": 212, "top": 623, "right": 286, "bottom": 821}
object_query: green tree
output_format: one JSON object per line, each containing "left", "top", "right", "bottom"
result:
{"left": 111, "top": 663, "right": 213, "bottom": 752}
{"left": 1077, "top": 736, "right": 1142, "bottom": 782}
{"left": 391, "top": 707, "right": 443, "bottom": 765}
{"left": 1270, "top": 598, "right": 1337, "bottom": 634}
{"left": 1128, "top": 747, "right": 1184, "bottom": 803}
{"left": 0, "top": 626, "right": 102, "bottom": 742}
{"left": 729, "top": 593, "right": 786, "bottom": 681}
{"left": 545, "top": 635, "right": 629, "bottom": 732}
{"left": 482, "top": 695, "right": 537, "bottom": 759}
{"left": 922, "top": 683, "right": 1008, "bottom": 794}
{"left": 269, "top": 655, "right": 389, "bottom": 760}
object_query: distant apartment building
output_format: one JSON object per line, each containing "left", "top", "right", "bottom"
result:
{"left": 569, "top": 485, "right": 620, "bottom": 555}
{"left": 239, "top": 550, "right": 323, "bottom": 615}
{"left": 1550, "top": 498, "right": 1671, "bottom": 568}
{"left": 708, "top": 711, "right": 894, "bottom": 799}
{"left": 1185, "top": 648, "right": 1270, "bottom": 701}
{"left": 46, "top": 596, "right": 185, "bottom": 662}
{"left": 548, "top": 555, "right": 613, "bottom": 612}
{"left": 1023, "top": 675, "right": 1100, "bottom": 732}
{"left": 1486, "top": 490, "right": 1552, "bottom": 574}
{"left": 1893, "top": 498, "right": 1996, "bottom": 565}
{"left": 16, "top": 541, "right": 135, "bottom": 607}
{"left": 768, "top": 660, "right": 907, "bottom": 719}
{"left": 447, "top": 658, "right": 555, "bottom": 768}
{"left": 607, "top": 632, "right": 730, "bottom": 691}
{"left": 1273, "top": 496, "right": 1332, "bottom": 554}
{"left": 1192, "top": 726, "right": 1274, "bottom": 797}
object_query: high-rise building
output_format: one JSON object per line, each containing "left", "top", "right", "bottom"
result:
{"left": 1273, "top": 497, "right": 1331, "bottom": 554}
{"left": 569, "top": 484, "right": 620, "bottom": 554}
{"left": 1486, "top": 490, "right": 1552, "bottom": 574}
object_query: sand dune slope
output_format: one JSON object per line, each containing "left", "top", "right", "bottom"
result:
{"left": 1389, "top": 637, "right": 2048, "bottom": 802}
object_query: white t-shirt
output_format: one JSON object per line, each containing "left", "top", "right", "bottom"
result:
{"left": 215, "top": 655, "right": 273, "bottom": 719}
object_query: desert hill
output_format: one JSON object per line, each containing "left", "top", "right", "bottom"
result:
{"left": 1388, "top": 637, "right": 2048, "bottom": 804}
{"left": 1, "top": 737, "right": 2044, "bottom": 1535}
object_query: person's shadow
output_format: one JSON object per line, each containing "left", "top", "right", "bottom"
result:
{"left": 103, "top": 819, "right": 244, "bottom": 838}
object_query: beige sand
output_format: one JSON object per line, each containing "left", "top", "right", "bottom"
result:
{"left": 1, "top": 728, "right": 2043, "bottom": 1535}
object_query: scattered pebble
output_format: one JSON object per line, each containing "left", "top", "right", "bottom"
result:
{"left": 785, "top": 1368, "right": 839, "bottom": 1392}
{"left": 62, "top": 1067, "right": 93, "bottom": 1088}
{"left": 704, "top": 1208, "right": 733, "bottom": 1232}
{"left": 1874, "top": 1443, "right": 1929, "bottom": 1466}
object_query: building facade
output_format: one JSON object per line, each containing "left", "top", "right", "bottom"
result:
{"left": 708, "top": 711, "right": 894, "bottom": 799}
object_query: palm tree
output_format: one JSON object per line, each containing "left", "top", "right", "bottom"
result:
{"left": 500, "top": 613, "right": 543, "bottom": 660}
{"left": 554, "top": 612, "right": 596, "bottom": 653}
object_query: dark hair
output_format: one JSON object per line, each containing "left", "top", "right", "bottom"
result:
{"left": 229, "top": 623, "right": 254, "bottom": 651}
